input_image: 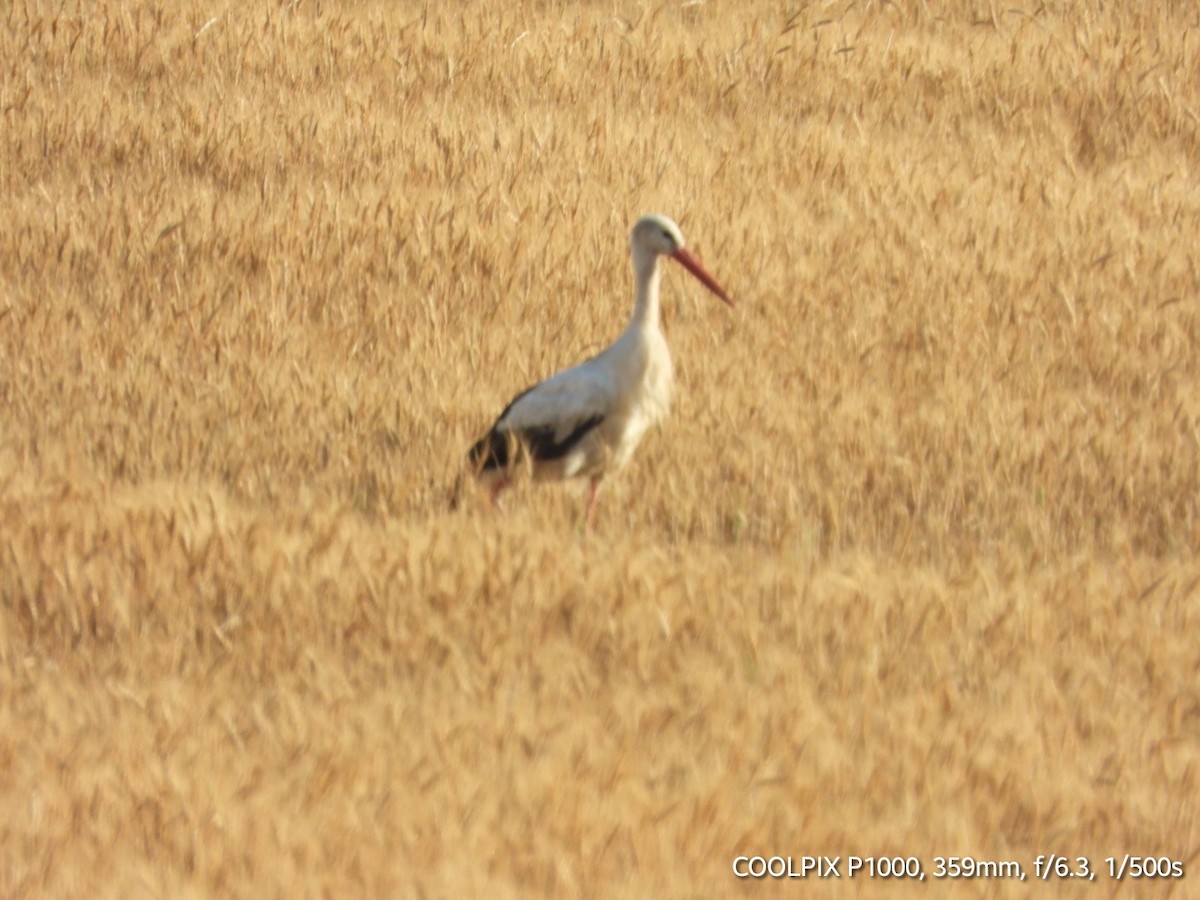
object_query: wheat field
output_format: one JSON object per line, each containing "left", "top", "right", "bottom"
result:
{"left": 2, "top": 0, "right": 1199, "bottom": 896}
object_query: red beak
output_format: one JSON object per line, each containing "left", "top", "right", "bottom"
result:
{"left": 671, "top": 247, "right": 734, "bottom": 307}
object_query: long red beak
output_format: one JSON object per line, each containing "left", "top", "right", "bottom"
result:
{"left": 671, "top": 247, "right": 734, "bottom": 307}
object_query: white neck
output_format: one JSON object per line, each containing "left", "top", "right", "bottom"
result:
{"left": 628, "top": 245, "right": 662, "bottom": 331}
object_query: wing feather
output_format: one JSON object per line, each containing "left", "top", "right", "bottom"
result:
{"left": 469, "top": 363, "right": 615, "bottom": 474}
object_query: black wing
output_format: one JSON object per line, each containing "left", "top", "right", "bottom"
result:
{"left": 468, "top": 413, "right": 604, "bottom": 474}
{"left": 467, "top": 367, "right": 615, "bottom": 475}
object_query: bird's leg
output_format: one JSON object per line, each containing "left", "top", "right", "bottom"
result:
{"left": 584, "top": 479, "right": 602, "bottom": 532}
{"left": 489, "top": 476, "right": 510, "bottom": 513}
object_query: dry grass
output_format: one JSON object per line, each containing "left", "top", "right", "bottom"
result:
{"left": 2, "top": 1, "right": 1199, "bottom": 896}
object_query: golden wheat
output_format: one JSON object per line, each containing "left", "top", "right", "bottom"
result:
{"left": 2, "top": 1, "right": 1198, "bottom": 896}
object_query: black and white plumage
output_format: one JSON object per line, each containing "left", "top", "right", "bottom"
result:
{"left": 463, "top": 214, "right": 734, "bottom": 528}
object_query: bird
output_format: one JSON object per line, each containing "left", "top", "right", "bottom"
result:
{"left": 459, "top": 213, "right": 734, "bottom": 529}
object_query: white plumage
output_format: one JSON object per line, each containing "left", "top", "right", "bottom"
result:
{"left": 463, "top": 214, "right": 733, "bottom": 528}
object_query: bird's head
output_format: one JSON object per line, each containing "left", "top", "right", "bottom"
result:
{"left": 631, "top": 213, "right": 687, "bottom": 258}
{"left": 630, "top": 213, "right": 734, "bottom": 307}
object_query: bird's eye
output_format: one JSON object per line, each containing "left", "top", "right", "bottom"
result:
{"left": 661, "top": 229, "right": 673, "bottom": 243}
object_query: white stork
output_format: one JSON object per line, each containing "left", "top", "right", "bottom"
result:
{"left": 462, "top": 213, "right": 734, "bottom": 528}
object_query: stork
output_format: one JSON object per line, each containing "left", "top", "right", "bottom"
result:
{"left": 460, "top": 214, "right": 734, "bottom": 529}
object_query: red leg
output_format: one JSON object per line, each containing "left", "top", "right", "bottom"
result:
{"left": 584, "top": 479, "right": 602, "bottom": 532}
{"left": 489, "top": 476, "right": 510, "bottom": 513}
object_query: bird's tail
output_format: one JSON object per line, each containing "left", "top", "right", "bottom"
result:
{"left": 451, "top": 429, "right": 515, "bottom": 511}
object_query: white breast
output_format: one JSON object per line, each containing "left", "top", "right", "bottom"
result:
{"left": 600, "top": 328, "right": 674, "bottom": 469}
